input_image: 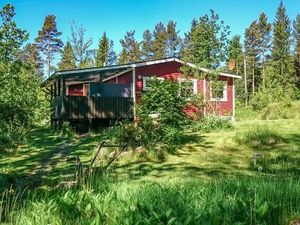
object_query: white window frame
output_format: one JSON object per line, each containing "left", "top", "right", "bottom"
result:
{"left": 142, "top": 76, "right": 164, "bottom": 91}
{"left": 178, "top": 78, "right": 198, "bottom": 99}
{"left": 210, "top": 81, "right": 228, "bottom": 102}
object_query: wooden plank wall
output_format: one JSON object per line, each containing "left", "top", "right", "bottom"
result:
{"left": 53, "top": 96, "right": 133, "bottom": 119}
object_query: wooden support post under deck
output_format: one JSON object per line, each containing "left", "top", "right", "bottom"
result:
{"left": 54, "top": 81, "right": 57, "bottom": 97}
{"left": 58, "top": 79, "right": 61, "bottom": 96}
{"left": 62, "top": 77, "right": 66, "bottom": 96}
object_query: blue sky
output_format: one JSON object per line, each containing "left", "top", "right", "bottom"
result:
{"left": 2, "top": 0, "right": 300, "bottom": 53}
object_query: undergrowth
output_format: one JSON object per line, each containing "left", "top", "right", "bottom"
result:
{"left": 1, "top": 176, "right": 299, "bottom": 225}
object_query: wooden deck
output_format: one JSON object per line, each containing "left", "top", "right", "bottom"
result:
{"left": 52, "top": 96, "right": 133, "bottom": 120}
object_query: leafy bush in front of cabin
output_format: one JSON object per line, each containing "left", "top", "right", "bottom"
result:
{"left": 235, "top": 126, "right": 283, "bottom": 149}
{"left": 115, "top": 78, "right": 189, "bottom": 152}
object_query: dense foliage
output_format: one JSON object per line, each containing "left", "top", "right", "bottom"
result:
{"left": 0, "top": 4, "right": 43, "bottom": 148}
{"left": 115, "top": 78, "right": 188, "bottom": 151}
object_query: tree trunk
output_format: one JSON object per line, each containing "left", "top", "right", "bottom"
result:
{"left": 244, "top": 58, "right": 248, "bottom": 106}
{"left": 262, "top": 54, "right": 265, "bottom": 90}
{"left": 252, "top": 57, "right": 255, "bottom": 96}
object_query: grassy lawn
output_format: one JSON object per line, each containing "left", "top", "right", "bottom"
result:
{"left": 1, "top": 105, "right": 300, "bottom": 224}
{"left": 113, "top": 118, "right": 300, "bottom": 181}
{"left": 1, "top": 105, "right": 300, "bottom": 189}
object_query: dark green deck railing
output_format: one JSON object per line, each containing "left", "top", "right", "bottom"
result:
{"left": 52, "top": 96, "right": 133, "bottom": 119}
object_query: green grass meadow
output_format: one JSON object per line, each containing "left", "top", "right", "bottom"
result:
{"left": 1, "top": 104, "right": 300, "bottom": 224}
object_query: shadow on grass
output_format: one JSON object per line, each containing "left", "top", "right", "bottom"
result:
{"left": 0, "top": 127, "right": 108, "bottom": 190}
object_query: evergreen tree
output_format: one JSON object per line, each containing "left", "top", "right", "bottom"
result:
{"left": 228, "top": 35, "right": 243, "bottom": 74}
{"left": 141, "top": 29, "right": 154, "bottom": 60}
{"left": 257, "top": 13, "right": 272, "bottom": 87}
{"left": 58, "top": 41, "right": 76, "bottom": 70}
{"left": 96, "top": 32, "right": 109, "bottom": 67}
{"left": 69, "top": 21, "right": 93, "bottom": 68}
{"left": 20, "top": 43, "right": 43, "bottom": 76}
{"left": 227, "top": 35, "right": 245, "bottom": 104}
{"left": 180, "top": 19, "right": 197, "bottom": 59}
{"left": 35, "top": 15, "right": 63, "bottom": 77}
{"left": 184, "top": 10, "right": 230, "bottom": 70}
{"left": 118, "top": 30, "right": 141, "bottom": 64}
{"left": 244, "top": 20, "right": 260, "bottom": 95}
{"left": 271, "top": 1, "right": 295, "bottom": 87}
{"left": 293, "top": 14, "right": 300, "bottom": 87}
{"left": 108, "top": 40, "right": 117, "bottom": 65}
{"left": 166, "top": 20, "right": 181, "bottom": 57}
{"left": 118, "top": 48, "right": 128, "bottom": 64}
{"left": 96, "top": 33, "right": 116, "bottom": 67}
{"left": 152, "top": 22, "right": 167, "bottom": 59}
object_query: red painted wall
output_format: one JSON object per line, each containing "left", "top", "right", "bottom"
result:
{"left": 103, "top": 61, "right": 234, "bottom": 116}
{"left": 68, "top": 84, "right": 84, "bottom": 96}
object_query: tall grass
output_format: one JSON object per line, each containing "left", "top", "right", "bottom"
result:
{"left": 235, "top": 126, "right": 283, "bottom": 149}
{"left": 1, "top": 176, "right": 300, "bottom": 225}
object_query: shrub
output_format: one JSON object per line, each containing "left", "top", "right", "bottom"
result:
{"left": 260, "top": 102, "right": 294, "bottom": 120}
{"left": 250, "top": 87, "right": 292, "bottom": 111}
{"left": 235, "top": 126, "right": 283, "bottom": 149}
{"left": 191, "top": 116, "right": 232, "bottom": 133}
{"left": 115, "top": 78, "right": 189, "bottom": 152}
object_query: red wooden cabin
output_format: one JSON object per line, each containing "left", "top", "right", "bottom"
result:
{"left": 45, "top": 57, "right": 241, "bottom": 128}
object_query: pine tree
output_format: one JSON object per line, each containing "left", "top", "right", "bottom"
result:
{"left": 244, "top": 20, "right": 260, "bottom": 95}
{"left": 180, "top": 19, "right": 197, "bottom": 59}
{"left": 58, "top": 41, "right": 76, "bottom": 70}
{"left": 166, "top": 20, "right": 181, "bottom": 57}
{"left": 228, "top": 35, "right": 243, "bottom": 75}
{"left": 20, "top": 43, "right": 43, "bottom": 75}
{"left": 227, "top": 35, "right": 245, "bottom": 104}
{"left": 152, "top": 22, "right": 167, "bottom": 59}
{"left": 185, "top": 10, "right": 230, "bottom": 69}
{"left": 118, "top": 30, "right": 141, "bottom": 64}
{"left": 96, "top": 32, "right": 109, "bottom": 67}
{"left": 293, "top": 14, "right": 300, "bottom": 87}
{"left": 271, "top": 1, "right": 295, "bottom": 87}
{"left": 118, "top": 48, "right": 128, "bottom": 64}
{"left": 257, "top": 13, "right": 272, "bottom": 88}
{"left": 107, "top": 40, "right": 117, "bottom": 65}
{"left": 69, "top": 21, "right": 93, "bottom": 68}
{"left": 35, "top": 15, "right": 63, "bottom": 77}
{"left": 141, "top": 29, "right": 153, "bottom": 60}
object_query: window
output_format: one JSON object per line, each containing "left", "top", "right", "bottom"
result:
{"left": 210, "top": 81, "right": 227, "bottom": 101}
{"left": 142, "top": 76, "right": 164, "bottom": 91}
{"left": 178, "top": 78, "right": 197, "bottom": 98}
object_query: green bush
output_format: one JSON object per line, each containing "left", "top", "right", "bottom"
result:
{"left": 191, "top": 116, "right": 232, "bottom": 133}
{"left": 260, "top": 102, "right": 294, "bottom": 120}
{"left": 250, "top": 87, "right": 292, "bottom": 111}
{"left": 235, "top": 126, "right": 283, "bottom": 149}
{"left": 115, "top": 78, "right": 189, "bottom": 152}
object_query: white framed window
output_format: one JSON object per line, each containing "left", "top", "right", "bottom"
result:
{"left": 142, "top": 76, "right": 164, "bottom": 91}
{"left": 178, "top": 78, "right": 198, "bottom": 98}
{"left": 210, "top": 81, "right": 228, "bottom": 102}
